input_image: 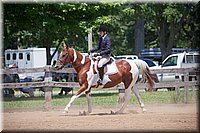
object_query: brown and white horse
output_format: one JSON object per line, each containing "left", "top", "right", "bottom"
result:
{"left": 55, "top": 43, "right": 155, "bottom": 114}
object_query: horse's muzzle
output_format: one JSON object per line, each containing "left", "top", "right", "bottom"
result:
{"left": 54, "top": 65, "right": 64, "bottom": 70}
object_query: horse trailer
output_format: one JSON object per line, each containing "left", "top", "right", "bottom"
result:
{"left": 4, "top": 48, "right": 58, "bottom": 80}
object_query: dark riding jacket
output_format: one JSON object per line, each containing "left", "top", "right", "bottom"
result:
{"left": 90, "top": 34, "right": 111, "bottom": 58}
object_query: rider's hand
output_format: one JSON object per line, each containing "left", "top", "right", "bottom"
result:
{"left": 94, "top": 53, "right": 100, "bottom": 57}
{"left": 88, "top": 50, "right": 91, "bottom": 55}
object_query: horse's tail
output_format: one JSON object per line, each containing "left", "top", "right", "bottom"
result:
{"left": 133, "top": 59, "right": 155, "bottom": 91}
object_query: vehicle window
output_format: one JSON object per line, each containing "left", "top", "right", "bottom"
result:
{"left": 6, "top": 53, "right": 10, "bottom": 60}
{"left": 162, "top": 56, "right": 178, "bottom": 67}
{"left": 185, "top": 55, "right": 193, "bottom": 63}
{"left": 117, "top": 57, "right": 125, "bottom": 59}
{"left": 183, "top": 55, "right": 200, "bottom": 63}
{"left": 146, "top": 60, "right": 156, "bottom": 67}
{"left": 127, "top": 57, "right": 132, "bottom": 59}
{"left": 12, "top": 53, "right": 16, "bottom": 60}
{"left": 19, "top": 53, "right": 23, "bottom": 59}
{"left": 194, "top": 55, "right": 200, "bottom": 63}
{"left": 27, "top": 53, "right": 30, "bottom": 61}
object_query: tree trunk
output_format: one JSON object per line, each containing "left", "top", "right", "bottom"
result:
{"left": 134, "top": 17, "right": 144, "bottom": 56}
{"left": 159, "top": 19, "right": 176, "bottom": 61}
{"left": 46, "top": 44, "right": 51, "bottom": 65}
{"left": 167, "top": 21, "right": 176, "bottom": 55}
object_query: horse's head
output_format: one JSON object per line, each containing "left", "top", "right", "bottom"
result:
{"left": 55, "top": 43, "right": 72, "bottom": 70}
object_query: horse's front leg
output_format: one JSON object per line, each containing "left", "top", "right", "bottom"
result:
{"left": 63, "top": 85, "right": 87, "bottom": 113}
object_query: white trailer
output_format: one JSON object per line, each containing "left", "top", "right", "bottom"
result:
{"left": 4, "top": 48, "right": 58, "bottom": 80}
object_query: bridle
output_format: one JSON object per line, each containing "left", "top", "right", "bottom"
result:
{"left": 57, "top": 58, "right": 65, "bottom": 68}
{"left": 72, "top": 58, "right": 91, "bottom": 69}
{"left": 57, "top": 52, "right": 91, "bottom": 70}
{"left": 57, "top": 53, "right": 70, "bottom": 68}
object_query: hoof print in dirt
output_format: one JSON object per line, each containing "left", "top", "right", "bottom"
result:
{"left": 79, "top": 111, "right": 89, "bottom": 116}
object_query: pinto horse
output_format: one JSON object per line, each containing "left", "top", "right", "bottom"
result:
{"left": 55, "top": 43, "right": 155, "bottom": 114}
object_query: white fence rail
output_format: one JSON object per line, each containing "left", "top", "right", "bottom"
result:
{"left": 1, "top": 66, "right": 199, "bottom": 109}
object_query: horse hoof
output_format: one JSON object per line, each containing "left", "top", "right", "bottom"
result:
{"left": 111, "top": 110, "right": 122, "bottom": 114}
{"left": 83, "top": 111, "right": 87, "bottom": 115}
{"left": 142, "top": 108, "right": 147, "bottom": 113}
{"left": 110, "top": 110, "right": 115, "bottom": 114}
{"left": 79, "top": 111, "right": 82, "bottom": 115}
{"left": 88, "top": 110, "right": 92, "bottom": 114}
{"left": 63, "top": 110, "right": 68, "bottom": 113}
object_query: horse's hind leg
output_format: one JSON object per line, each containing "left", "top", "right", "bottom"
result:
{"left": 115, "top": 87, "right": 131, "bottom": 114}
{"left": 132, "top": 87, "right": 146, "bottom": 112}
{"left": 117, "top": 89, "right": 125, "bottom": 108}
{"left": 85, "top": 89, "right": 92, "bottom": 113}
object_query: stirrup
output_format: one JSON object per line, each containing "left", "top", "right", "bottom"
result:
{"left": 97, "top": 79, "right": 103, "bottom": 85}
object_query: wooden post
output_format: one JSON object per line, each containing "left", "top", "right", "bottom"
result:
{"left": 44, "top": 70, "right": 53, "bottom": 110}
{"left": 191, "top": 77, "right": 196, "bottom": 101}
{"left": 44, "top": 87, "right": 52, "bottom": 110}
{"left": 184, "top": 73, "right": 189, "bottom": 104}
{"left": 175, "top": 75, "right": 180, "bottom": 103}
{"left": 88, "top": 29, "right": 92, "bottom": 51}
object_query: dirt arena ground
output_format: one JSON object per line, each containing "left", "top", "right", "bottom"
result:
{"left": 3, "top": 103, "right": 199, "bottom": 132}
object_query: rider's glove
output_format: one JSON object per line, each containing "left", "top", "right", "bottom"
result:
{"left": 88, "top": 50, "right": 91, "bottom": 55}
{"left": 94, "top": 53, "right": 100, "bottom": 57}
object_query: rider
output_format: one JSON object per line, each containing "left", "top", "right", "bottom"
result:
{"left": 88, "top": 25, "right": 111, "bottom": 85}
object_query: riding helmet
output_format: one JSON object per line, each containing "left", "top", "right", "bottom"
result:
{"left": 98, "top": 25, "right": 108, "bottom": 32}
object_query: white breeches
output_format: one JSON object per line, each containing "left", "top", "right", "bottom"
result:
{"left": 98, "top": 57, "right": 110, "bottom": 68}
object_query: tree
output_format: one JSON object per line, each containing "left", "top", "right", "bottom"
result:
{"left": 3, "top": 3, "right": 122, "bottom": 64}
{"left": 4, "top": 2, "right": 198, "bottom": 64}
{"left": 150, "top": 3, "right": 198, "bottom": 60}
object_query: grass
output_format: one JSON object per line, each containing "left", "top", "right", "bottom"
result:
{"left": 2, "top": 89, "right": 199, "bottom": 109}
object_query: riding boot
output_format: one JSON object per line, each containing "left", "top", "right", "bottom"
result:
{"left": 97, "top": 67, "right": 104, "bottom": 85}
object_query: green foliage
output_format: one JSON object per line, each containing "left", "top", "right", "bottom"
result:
{"left": 3, "top": 2, "right": 199, "bottom": 60}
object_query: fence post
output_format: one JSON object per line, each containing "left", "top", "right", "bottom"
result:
{"left": 191, "top": 77, "right": 196, "bottom": 101}
{"left": 44, "top": 67, "right": 53, "bottom": 110}
{"left": 184, "top": 73, "right": 189, "bottom": 104}
{"left": 175, "top": 75, "right": 180, "bottom": 103}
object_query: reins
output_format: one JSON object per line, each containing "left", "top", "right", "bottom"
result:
{"left": 72, "top": 57, "right": 91, "bottom": 69}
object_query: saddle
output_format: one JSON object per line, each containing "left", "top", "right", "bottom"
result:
{"left": 94, "top": 57, "right": 118, "bottom": 75}
{"left": 103, "top": 57, "right": 114, "bottom": 67}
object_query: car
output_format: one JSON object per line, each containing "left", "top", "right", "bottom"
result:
{"left": 2, "top": 73, "right": 19, "bottom": 97}
{"left": 114, "top": 55, "right": 138, "bottom": 60}
{"left": 139, "top": 58, "right": 158, "bottom": 67}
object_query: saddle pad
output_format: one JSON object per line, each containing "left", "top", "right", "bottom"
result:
{"left": 105, "top": 62, "right": 118, "bottom": 75}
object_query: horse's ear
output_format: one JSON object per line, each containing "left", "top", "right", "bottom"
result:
{"left": 63, "top": 41, "right": 69, "bottom": 50}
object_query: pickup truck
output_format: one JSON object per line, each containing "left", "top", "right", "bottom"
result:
{"left": 151, "top": 51, "right": 199, "bottom": 90}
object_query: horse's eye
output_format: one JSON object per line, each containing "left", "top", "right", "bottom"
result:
{"left": 62, "top": 53, "right": 68, "bottom": 58}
